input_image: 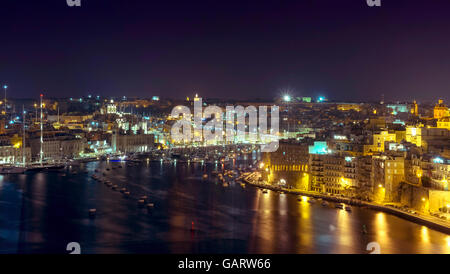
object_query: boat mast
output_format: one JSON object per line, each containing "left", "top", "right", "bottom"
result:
{"left": 40, "top": 93, "right": 43, "bottom": 166}
{"left": 22, "top": 105, "right": 26, "bottom": 167}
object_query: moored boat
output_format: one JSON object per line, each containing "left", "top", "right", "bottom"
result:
{"left": 335, "top": 203, "right": 344, "bottom": 209}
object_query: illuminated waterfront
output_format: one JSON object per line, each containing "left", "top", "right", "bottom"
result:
{"left": 0, "top": 161, "right": 449, "bottom": 254}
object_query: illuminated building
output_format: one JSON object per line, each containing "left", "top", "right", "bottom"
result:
{"left": 301, "top": 97, "right": 311, "bottom": 103}
{"left": 106, "top": 103, "right": 117, "bottom": 114}
{"left": 309, "top": 154, "right": 324, "bottom": 192}
{"left": 411, "top": 100, "right": 419, "bottom": 116}
{"left": 386, "top": 103, "right": 409, "bottom": 115}
{"left": 437, "top": 117, "right": 450, "bottom": 130}
{"left": 308, "top": 141, "right": 330, "bottom": 154}
{"left": 337, "top": 103, "right": 361, "bottom": 112}
{"left": 29, "top": 133, "right": 84, "bottom": 161}
{"left": 406, "top": 126, "right": 422, "bottom": 147}
{"left": 262, "top": 141, "right": 310, "bottom": 190}
{"left": 385, "top": 156, "right": 405, "bottom": 202}
{"left": 363, "top": 131, "right": 396, "bottom": 155}
{"left": 371, "top": 155, "right": 405, "bottom": 203}
{"left": 111, "top": 131, "right": 155, "bottom": 153}
{"left": 0, "top": 145, "right": 31, "bottom": 164}
{"left": 433, "top": 99, "right": 449, "bottom": 119}
{"left": 429, "top": 157, "right": 450, "bottom": 191}
{"left": 308, "top": 154, "right": 359, "bottom": 196}
{"left": 428, "top": 190, "right": 450, "bottom": 216}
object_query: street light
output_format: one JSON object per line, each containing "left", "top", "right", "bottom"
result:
{"left": 3, "top": 85, "right": 7, "bottom": 114}
{"left": 283, "top": 95, "right": 291, "bottom": 102}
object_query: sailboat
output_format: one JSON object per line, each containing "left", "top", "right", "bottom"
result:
{"left": 27, "top": 94, "right": 64, "bottom": 172}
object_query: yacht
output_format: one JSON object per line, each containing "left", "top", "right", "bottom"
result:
{"left": 0, "top": 166, "right": 27, "bottom": 174}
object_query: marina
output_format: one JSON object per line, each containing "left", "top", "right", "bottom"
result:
{"left": 1, "top": 159, "right": 449, "bottom": 254}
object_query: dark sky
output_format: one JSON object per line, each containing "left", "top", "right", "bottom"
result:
{"left": 1, "top": 0, "right": 450, "bottom": 102}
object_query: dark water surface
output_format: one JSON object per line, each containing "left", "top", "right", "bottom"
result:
{"left": 0, "top": 161, "right": 449, "bottom": 254}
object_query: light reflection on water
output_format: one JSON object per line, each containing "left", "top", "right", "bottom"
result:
{"left": 0, "top": 160, "right": 449, "bottom": 254}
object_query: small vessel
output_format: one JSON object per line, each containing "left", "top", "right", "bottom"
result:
{"left": 322, "top": 201, "right": 329, "bottom": 207}
{"left": 262, "top": 189, "right": 268, "bottom": 194}
{"left": 335, "top": 203, "right": 344, "bottom": 209}
{"left": 308, "top": 198, "right": 316, "bottom": 204}
{"left": 297, "top": 196, "right": 302, "bottom": 201}
{"left": 0, "top": 166, "right": 27, "bottom": 174}
{"left": 345, "top": 206, "right": 352, "bottom": 212}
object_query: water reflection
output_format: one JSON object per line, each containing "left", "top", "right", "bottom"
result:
{"left": 0, "top": 161, "right": 449, "bottom": 254}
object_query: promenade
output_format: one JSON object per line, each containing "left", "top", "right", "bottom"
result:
{"left": 243, "top": 172, "right": 450, "bottom": 235}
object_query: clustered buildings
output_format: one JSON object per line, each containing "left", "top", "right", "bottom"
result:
{"left": 0, "top": 95, "right": 160, "bottom": 165}
{"left": 262, "top": 98, "right": 450, "bottom": 217}
{"left": 1, "top": 93, "right": 449, "bottom": 219}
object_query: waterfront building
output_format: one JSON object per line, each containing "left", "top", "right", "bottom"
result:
{"left": 29, "top": 133, "right": 85, "bottom": 161}
{"left": 371, "top": 155, "right": 405, "bottom": 203}
{"left": 262, "top": 140, "right": 310, "bottom": 190}
{"left": 0, "top": 145, "right": 31, "bottom": 164}
{"left": 111, "top": 131, "right": 154, "bottom": 153}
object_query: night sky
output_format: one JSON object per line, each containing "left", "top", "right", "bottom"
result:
{"left": 1, "top": 0, "right": 450, "bottom": 102}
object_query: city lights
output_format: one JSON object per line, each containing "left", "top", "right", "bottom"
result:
{"left": 433, "top": 157, "right": 444, "bottom": 164}
{"left": 283, "top": 95, "right": 291, "bottom": 102}
{"left": 1, "top": 0, "right": 450, "bottom": 257}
